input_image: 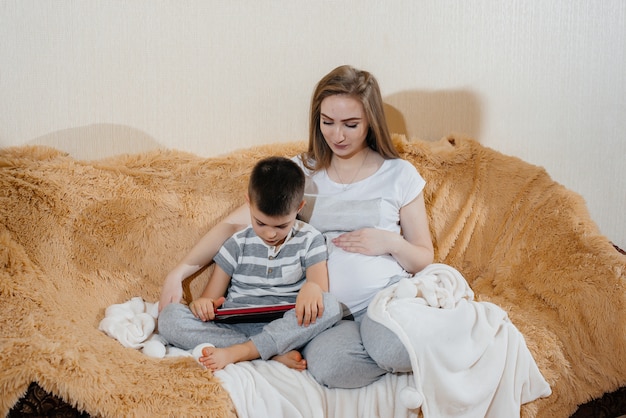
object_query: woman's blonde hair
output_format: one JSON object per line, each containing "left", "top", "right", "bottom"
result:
{"left": 302, "top": 65, "right": 399, "bottom": 171}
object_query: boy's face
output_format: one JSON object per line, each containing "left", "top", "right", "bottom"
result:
{"left": 248, "top": 202, "right": 302, "bottom": 247}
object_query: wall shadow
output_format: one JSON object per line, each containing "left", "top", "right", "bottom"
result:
{"left": 383, "top": 89, "right": 482, "bottom": 142}
{"left": 27, "top": 123, "right": 163, "bottom": 160}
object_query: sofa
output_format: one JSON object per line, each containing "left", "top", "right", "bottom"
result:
{"left": 2, "top": 134, "right": 625, "bottom": 417}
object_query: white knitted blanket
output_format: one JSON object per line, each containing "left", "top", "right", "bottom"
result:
{"left": 368, "top": 263, "right": 552, "bottom": 417}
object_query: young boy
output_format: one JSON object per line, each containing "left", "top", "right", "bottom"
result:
{"left": 158, "top": 157, "right": 341, "bottom": 371}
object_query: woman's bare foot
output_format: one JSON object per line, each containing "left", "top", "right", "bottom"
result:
{"left": 199, "top": 341, "right": 259, "bottom": 371}
{"left": 272, "top": 350, "right": 307, "bottom": 371}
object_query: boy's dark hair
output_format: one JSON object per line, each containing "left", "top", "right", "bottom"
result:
{"left": 248, "top": 156, "right": 305, "bottom": 217}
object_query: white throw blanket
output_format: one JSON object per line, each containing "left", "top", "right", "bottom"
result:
{"left": 368, "top": 263, "right": 552, "bottom": 417}
{"left": 98, "top": 297, "right": 159, "bottom": 349}
{"left": 98, "top": 264, "right": 551, "bottom": 418}
{"left": 98, "top": 298, "right": 419, "bottom": 417}
{"left": 214, "top": 359, "right": 416, "bottom": 418}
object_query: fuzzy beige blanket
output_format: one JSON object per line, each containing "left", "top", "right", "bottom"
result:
{"left": 1, "top": 135, "right": 625, "bottom": 417}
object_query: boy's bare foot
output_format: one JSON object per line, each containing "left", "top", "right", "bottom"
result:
{"left": 199, "top": 346, "right": 235, "bottom": 370}
{"left": 272, "top": 350, "right": 307, "bottom": 371}
{"left": 199, "top": 341, "right": 259, "bottom": 371}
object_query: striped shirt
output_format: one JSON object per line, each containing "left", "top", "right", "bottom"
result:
{"left": 214, "top": 220, "right": 327, "bottom": 301}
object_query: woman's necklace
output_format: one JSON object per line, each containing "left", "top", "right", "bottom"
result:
{"left": 332, "top": 148, "right": 370, "bottom": 191}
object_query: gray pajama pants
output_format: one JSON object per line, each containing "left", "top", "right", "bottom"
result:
{"left": 302, "top": 308, "right": 413, "bottom": 389}
{"left": 158, "top": 292, "right": 342, "bottom": 360}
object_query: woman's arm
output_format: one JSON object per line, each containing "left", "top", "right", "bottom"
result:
{"left": 331, "top": 192, "right": 434, "bottom": 274}
{"left": 394, "top": 192, "right": 434, "bottom": 273}
{"left": 158, "top": 203, "right": 250, "bottom": 311}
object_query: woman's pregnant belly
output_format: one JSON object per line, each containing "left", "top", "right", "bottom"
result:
{"left": 327, "top": 243, "right": 407, "bottom": 315}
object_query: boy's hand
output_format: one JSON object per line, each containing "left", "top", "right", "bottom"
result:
{"left": 295, "top": 282, "right": 324, "bottom": 327}
{"left": 189, "top": 296, "right": 226, "bottom": 322}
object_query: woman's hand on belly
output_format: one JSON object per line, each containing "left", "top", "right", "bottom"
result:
{"left": 331, "top": 228, "right": 401, "bottom": 257}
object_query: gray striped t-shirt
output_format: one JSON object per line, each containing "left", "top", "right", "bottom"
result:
{"left": 214, "top": 220, "right": 327, "bottom": 301}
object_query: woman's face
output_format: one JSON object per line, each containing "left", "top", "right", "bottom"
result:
{"left": 320, "top": 95, "right": 369, "bottom": 159}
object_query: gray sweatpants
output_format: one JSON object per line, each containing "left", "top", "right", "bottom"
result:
{"left": 302, "top": 308, "right": 412, "bottom": 389}
{"left": 158, "top": 292, "right": 341, "bottom": 360}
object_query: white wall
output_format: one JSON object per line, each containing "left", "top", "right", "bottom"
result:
{"left": 1, "top": 1, "right": 624, "bottom": 248}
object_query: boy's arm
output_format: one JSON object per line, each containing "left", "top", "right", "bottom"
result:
{"left": 189, "top": 263, "right": 231, "bottom": 322}
{"left": 295, "top": 260, "right": 328, "bottom": 326}
{"left": 304, "top": 260, "right": 329, "bottom": 292}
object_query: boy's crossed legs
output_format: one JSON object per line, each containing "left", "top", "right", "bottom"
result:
{"left": 158, "top": 293, "right": 341, "bottom": 371}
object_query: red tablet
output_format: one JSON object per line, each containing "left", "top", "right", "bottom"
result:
{"left": 214, "top": 303, "right": 296, "bottom": 323}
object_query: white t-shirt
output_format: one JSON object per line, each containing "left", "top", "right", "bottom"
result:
{"left": 294, "top": 156, "right": 426, "bottom": 314}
